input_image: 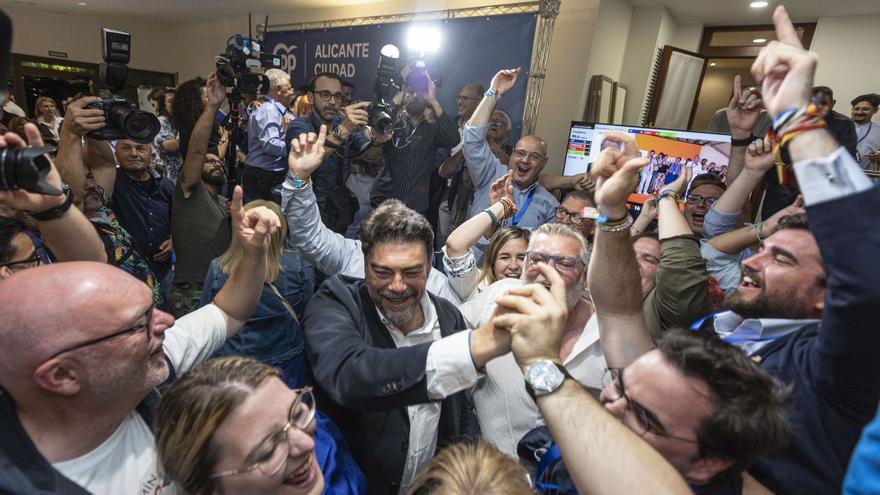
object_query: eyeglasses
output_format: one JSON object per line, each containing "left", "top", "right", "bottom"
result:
{"left": 47, "top": 305, "right": 154, "bottom": 359}
{"left": 211, "top": 387, "right": 316, "bottom": 479}
{"left": 685, "top": 195, "right": 718, "bottom": 207}
{"left": 0, "top": 251, "right": 40, "bottom": 271}
{"left": 602, "top": 368, "right": 699, "bottom": 444}
{"left": 489, "top": 119, "right": 507, "bottom": 128}
{"left": 555, "top": 207, "right": 586, "bottom": 225}
{"left": 311, "top": 90, "right": 344, "bottom": 103}
{"left": 512, "top": 149, "right": 546, "bottom": 162}
{"left": 525, "top": 251, "right": 583, "bottom": 273}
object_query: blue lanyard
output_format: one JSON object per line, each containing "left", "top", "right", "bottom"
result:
{"left": 535, "top": 444, "right": 578, "bottom": 494}
{"left": 690, "top": 312, "right": 782, "bottom": 345}
{"left": 511, "top": 186, "right": 537, "bottom": 226}
{"left": 857, "top": 123, "right": 873, "bottom": 145}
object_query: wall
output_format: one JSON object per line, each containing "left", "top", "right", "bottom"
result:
{"left": 811, "top": 14, "right": 880, "bottom": 113}
{"left": 669, "top": 23, "right": 702, "bottom": 53}
{"left": 582, "top": 0, "right": 634, "bottom": 84}
{"left": 4, "top": 4, "right": 182, "bottom": 74}
{"left": 692, "top": 67, "right": 757, "bottom": 131}
{"left": 174, "top": 0, "right": 601, "bottom": 173}
{"left": 618, "top": 6, "right": 674, "bottom": 126}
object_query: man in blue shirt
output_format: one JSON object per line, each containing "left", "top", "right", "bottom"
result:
{"left": 286, "top": 72, "right": 371, "bottom": 233}
{"left": 242, "top": 68, "right": 294, "bottom": 203}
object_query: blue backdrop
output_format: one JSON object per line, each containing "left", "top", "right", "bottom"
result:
{"left": 265, "top": 13, "right": 537, "bottom": 142}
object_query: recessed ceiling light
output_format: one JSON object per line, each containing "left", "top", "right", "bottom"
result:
{"left": 750, "top": 1, "right": 768, "bottom": 7}
{"left": 76, "top": 1, "right": 87, "bottom": 5}
{"left": 753, "top": 38, "right": 767, "bottom": 43}
{"left": 710, "top": 62, "right": 717, "bottom": 67}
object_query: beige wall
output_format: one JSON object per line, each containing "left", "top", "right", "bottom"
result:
{"left": 582, "top": 0, "right": 634, "bottom": 85}
{"left": 5, "top": 4, "right": 182, "bottom": 74}
{"left": 691, "top": 67, "right": 757, "bottom": 131}
{"left": 812, "top": 14, "right": 880, "bottom": 114}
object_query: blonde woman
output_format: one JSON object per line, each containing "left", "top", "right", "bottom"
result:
{"left": 155, "top": 356, "right": 367, "bottom": 494}
{"left": 200, "top": 200, "right": 315, "bottom": 387}
{"left": 33, "top": 96, "right": 63, "bottom": 145}
{"left": 406, "top": 441, "right": 532, "bottom": 495}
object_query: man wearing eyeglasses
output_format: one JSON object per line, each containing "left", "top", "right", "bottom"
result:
{"left": 0, "top": 186, "right": 280, "bottom": 495}
{"left": 285, "top": 72, "right": 372, "bottom": 234}
{"left": 463, "top": 68, "right": 558, "bottom": 239}
{"left": 242, "top": 68, "right": 295, "bottom": 204}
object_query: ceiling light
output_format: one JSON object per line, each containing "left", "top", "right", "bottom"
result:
{"left": 750, "top": 1, "right": 768, "bottom": 7}
{"left": 76, "top": 1, "right": 87, "bottom": 5}
{"left": 710, "top": 62, "right": 717, "bottom": 67}
{"left": 753, "top": 38, "right": 767, "bottom": 43}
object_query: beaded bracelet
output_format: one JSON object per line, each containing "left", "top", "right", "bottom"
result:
{"left": 599, "top": 214, "right": 634, "bottom": 233}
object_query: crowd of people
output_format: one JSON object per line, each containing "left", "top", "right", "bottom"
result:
{"left": 2, "top": 4, "right": 880, "bottom": 494}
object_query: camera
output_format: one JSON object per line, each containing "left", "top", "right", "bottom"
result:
{"left": 88, "top": 28, "right": 160, "bottom": 144}
{"left": 368, "top": 44, "right": 403, "bottom": 135}
{"left": 85, "top": 96, "right": 160, "bottom": 144}
{"left": 0, "top": 146, "right": 61, "bottom": 195}
{"left": 215, "top": 35, "right": 282, "bottom": 95}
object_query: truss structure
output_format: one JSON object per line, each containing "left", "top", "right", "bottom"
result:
{"left": 262, "top": 0, "right": 561, "bottom": 135}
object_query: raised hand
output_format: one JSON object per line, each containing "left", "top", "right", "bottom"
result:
{"left": 0, "top": 124, "right": 67, "bottom": 213}
{"left": 229, "top": 185, "right": 280, "bottom": 254}
{"left": 287, "top": 125, "right": 327, "bottom": 181}
{"left": 726, "top": 75, "right": 763, "bottom": 139}
{"left": 492, "top": 263, "right": 569, "bottom": 368}
{"left": 339, "top": 101, "right": 370, "bottom": 137}
{"left": 490, "top": 67, "right": 521, "bottom": 96}
{"left": 763, "top": 194, "right": 805, "bottom": 235}
{"left": 751, "top": 6, "right": 817, "bottom": 117}
{"left": 60, "top": 96, "right": 105, "bottom": 137}
{"left": 744, "top": 137, "right": 776, "bottom": 175}
{"left": 205, "top": 72, "right": 227, "bottom": 108}
{"left": 489, "top": 170, "right": 514, "bottom": 209}
{"left": 590, "top": 131, "right": 648, "bottom": 218}
{"left": 660, "top": 163, "right": 693, "bottom": 196}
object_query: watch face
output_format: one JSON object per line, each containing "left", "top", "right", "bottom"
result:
{"left": 528, "top": 361, "right": 564, "bottom": 393}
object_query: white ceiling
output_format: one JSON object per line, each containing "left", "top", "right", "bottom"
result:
{"left": 629, "top": 0, "right": 880, "bottom": 25}
{"left": 4, "top": 0, "right": 880, "bottom": 24}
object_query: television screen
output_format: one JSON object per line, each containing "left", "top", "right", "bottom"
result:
{"left": 562, "top": 122, "right": 732, "bottom": 205}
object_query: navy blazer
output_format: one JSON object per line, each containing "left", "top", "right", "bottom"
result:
{"left": 304, "top": 275, "right": 479, "bottom": 495}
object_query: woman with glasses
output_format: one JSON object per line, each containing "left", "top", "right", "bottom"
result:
{"left": 155, "top": 356, "right": 366, "bottom": 494}
{"left": 442, "top": 172, "right": 529, "bottom": 301}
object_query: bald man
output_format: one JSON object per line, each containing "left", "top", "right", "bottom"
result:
{"left": 463, "top": 68, "right": 558, "bottom": 235}
{"left": 0, "top": 187, "right": 279, "bottom": 494}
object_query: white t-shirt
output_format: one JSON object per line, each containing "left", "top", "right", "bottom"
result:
{"left": 52, "top": 304, "right": 228, "bottom": 494}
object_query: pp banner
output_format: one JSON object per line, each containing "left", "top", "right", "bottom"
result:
{"left": 265, "top": 13, "right": 537, "bottom": 142}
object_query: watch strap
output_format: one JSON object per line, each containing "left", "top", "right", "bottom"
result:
{"left": 731, "top": 134, "right": 757, "bottom": 147}
{"left": 29, "top": 185, "right": 73, "bottom": 221}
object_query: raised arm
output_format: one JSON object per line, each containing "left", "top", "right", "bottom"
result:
{"left": 179, "top": 72, "right": 225, "bottom": 197}
{"left": 467, "top": 68, "right": 519, "bottom": 128}
{"left": 445, "top": 172, "right": 514, "bottom": 258}
{"left": 714, "top": 138, "right": 776, "bottom": 215}
{"left": 493, "top": 266, "right": 690, "bottom": 495}
{"left": 54, "top": 96, "right": 105, "bottom": 208}
{"left": 212, "top": 186, "right": 278, "bottom": 338}
{"left": 0, "top": 124, "right": 106, "bottom": 263}
{"left": 586, "top": 132, "right": 655, "bottom": 367}
{"left": 724, "top": 75, "right": 765, "bottom": 184}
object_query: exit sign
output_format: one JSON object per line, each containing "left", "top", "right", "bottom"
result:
{"left": 48, "top": 50, "right": 68, "bottom": 58}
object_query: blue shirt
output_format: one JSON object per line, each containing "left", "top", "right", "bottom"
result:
{"left": 286, "top": 111, "right": 370, "bottom": 201}
{"left": 245, "top": 96, "right": 288, "bottom": 172}
{"left": 110, "top": 168, "right": 174, "bottom": 281}
{"left": 200, "top": 251, "right": 315, "bottom": 368}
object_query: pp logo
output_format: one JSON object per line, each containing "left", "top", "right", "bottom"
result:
{"left": 273, "top": 43, "right": 297, "bottom": 72}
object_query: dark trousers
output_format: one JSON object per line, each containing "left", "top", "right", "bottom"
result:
{"left": 241, "top": 165, "right": 287, "bottom": 204}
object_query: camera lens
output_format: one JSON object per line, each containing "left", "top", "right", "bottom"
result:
{"left": 122, "top": 110, "right": 160, "bottom": 143}
{"left": 0, "top": 146, "right": 60, "bottom": 194}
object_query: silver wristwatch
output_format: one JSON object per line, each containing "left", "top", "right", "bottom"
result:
{"left": 524, "top": 359, "right": 571, "bottom": 399}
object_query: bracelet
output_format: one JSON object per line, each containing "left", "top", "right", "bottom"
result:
{"left": 483, "top": 208, "right": 498, "bottom": 226}
{"left": 599, "top": 215, "right": 634, "bottom": 233}
{"left": 753, "top": 222, "right": 767, "bottom": 242}
{"left": 498, "top": 197, "right": 517, "bottom": 218}
{"left": 655, "top": 190, "right": 679, "bottom": 203}
{"left": 731, "top": 135, "right": 756, "bottom": 147}
{"left": 286, "top": 173, "right": 311, "bottom": 189}
{"left": 596, "top": 212, "right": 630, "bottom": 226}
{"left": 29, "top": 184, "right": 73, "bottom": 221}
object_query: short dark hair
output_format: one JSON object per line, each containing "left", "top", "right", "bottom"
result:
{"left": 774, "top": 213, "right": 810, "bottom": 233}
{"left": 309, "top": 72, "right": 343, "bottom": 92}
{"left": 688, "top": 173, "right": 727, "bottom": 195}
{"left": 851, "top": 93, "right": 880, "bottom": 108}
{"left": 812, "top": 85, "right": 834, "bottom": 100}
{"left": 562, "top": 189, "right": 595, "bottom": 206}
{"left": 631, "top": 230, "right": 659, "bottom": 245}
{"left": 358, "top": 200, "right": 434, "bottom": 260}
{"left": 0, "top": 217, "right": 27, "bottom": 264}
{"left": 341, "top": 80, "right": 354, "bottom": 90}
{"left": 657, "top": 329, "right": 791, "bottom": 473}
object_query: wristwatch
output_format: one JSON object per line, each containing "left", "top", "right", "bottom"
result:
{"left": 29, "top": 184, "right": 73, "bottom": 222}
{"left": 524, "top": 359, "right": 572, "bottom": 399}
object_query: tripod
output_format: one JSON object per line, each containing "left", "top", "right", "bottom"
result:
{"left": 221, "top": 88, "right": 248, "bottom": 194}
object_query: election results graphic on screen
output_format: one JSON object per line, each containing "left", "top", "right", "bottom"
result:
{"left": 563, "top": 122, "right": 732, "bottom": 198}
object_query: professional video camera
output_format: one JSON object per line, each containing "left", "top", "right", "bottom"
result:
{"left": 215, "top": 35, "right": 281, "bottom": 95}
{"left": 84, "top": 28, "right": 160, "bottom": 144}
{"left": 369, "top": 44, "right": 403, "bottom": 135}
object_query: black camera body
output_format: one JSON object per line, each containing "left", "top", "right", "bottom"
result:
{"left": 85, "top": 96, "right": 159, "bottom": 144}
{"left": 368, "top": 45, "right": 403, "bottom": 136}
{"left": 216, "top": 35, "right": 281, "bottom": 95}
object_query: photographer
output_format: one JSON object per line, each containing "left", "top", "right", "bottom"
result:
{"left": 285, "top": 72, "right": 371, "bottom": 234}
{"left": 242, "top": 68, "right": 294, "bottom": 203}
{"left": 368, "top": 68, "right": 460, "bottom": 216}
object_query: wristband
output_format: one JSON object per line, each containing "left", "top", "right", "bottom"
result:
{"left": 655, "top": 190, "right": 679, "bottom": 203}
{"left": 599, "top": 214, "right": 634, "bottom": 233}
{"left": 29, "top": 184, "right": 73, "bottom": 221}
{"left": 731, "top": 135, "right": 756, "bottom": 147}
{"left": 286, "top": 173, "right": 311, "bottom": 189}
{"left": 596, "top": 212, "right": 629, "bottom": 226}
{"left": 483, "top": 208, "right": 498, "bottom": 226}
{"left": 485, "top": 88, "right": 501, "bottom": 100}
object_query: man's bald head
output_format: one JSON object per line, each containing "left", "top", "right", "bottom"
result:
{"left": 508, "top": 134, "right": 549, "bottom": 188}
{"left": 0, "top": 262, "right": 152, "bottom": 390}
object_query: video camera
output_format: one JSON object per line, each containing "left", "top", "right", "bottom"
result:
{"left": 84, "top": 28, "right": 160, "bottom": 144}
{"left": 368, "top": 44, "right": 403, "bottom": 135}
{"left": 215, "top": 35, "right": 282, "bottom": 95}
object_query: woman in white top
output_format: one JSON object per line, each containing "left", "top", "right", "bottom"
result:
{"left": 442, "top": 172, "right": 530, "bottom": 302}
{"left": 33, "top": 96, "right": 63, "bottom": 144}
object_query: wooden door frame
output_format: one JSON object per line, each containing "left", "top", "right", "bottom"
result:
{"left": 11, "top": 53, "right": 100, "bottom": 115}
